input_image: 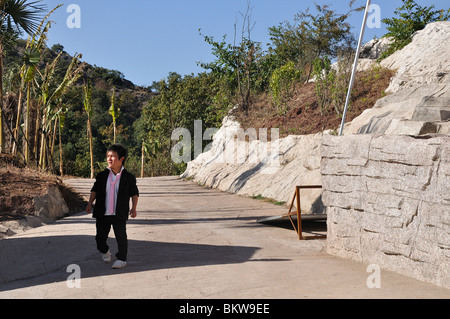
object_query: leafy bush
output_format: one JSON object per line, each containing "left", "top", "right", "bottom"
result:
{"left": 312, "top": 56, "right": 335, "bottom": 115}
{"left": 381, "top": 0, "right": 450, "bottom": 58}
{"left": 330, "top": 53, "right": 353, "bottom": 118}
{"left": 312, "top": 52, "right": 354, "bottom": 117}
{"left": 270, "top": 61, "right": 302, "bottom": 114}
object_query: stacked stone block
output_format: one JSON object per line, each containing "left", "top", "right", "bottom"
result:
{"left": 321, "top": 134, "right": 450, "bottom": 288}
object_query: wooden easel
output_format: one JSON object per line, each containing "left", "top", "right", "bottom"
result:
{"left": 286, "top": 185, "right": 326, "bottom": 240}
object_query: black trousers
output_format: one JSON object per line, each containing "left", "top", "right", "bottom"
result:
{"left": 95, "top": 216, "right": 128, "bottom": 261}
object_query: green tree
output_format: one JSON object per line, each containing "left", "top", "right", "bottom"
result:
{"left": 267, "top": 21, "right": 306, "bottom": 69}
{"left": 138, "top": 71, "right": 227, "bottom": 176}
{"left": 330, "top": 51, "right": 354, "bottom": 118}
{"left": 37, "top": 49, "right": 62, "bottom": 168}
{"left": 381, "top": 0, "right": 450, "bottom": 58}
{"left": 199, "top": 1, "right": 264, "bottom": 112}
{"left": 199, "top": 33, "right": 264, "bottom": 113}
{"left": 270, "top": 61, "right": 302, "bottom": 114}
{"left": 11, "top": 4, "right": 61, "bottom": 163}
{"left": 312, "top": 50, "right": 355, "bottom": 118}
{"left": 21, "top": 15, "right": 51, "bottom": 162}
{"left": 267, "top": 2, "right": 359, "bottom": 82}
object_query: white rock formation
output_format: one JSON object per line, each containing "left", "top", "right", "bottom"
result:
{"left": 360, "top": 37, "right": 393, "bottom": 60}
{"left": 381, "top": 22, "right": 450, "bottom": 94}
{"left": 343, "top": 21, "right": 450, "bottom": 135}
{"left": 182, "top": 115, "right": 326, "bottom": 213}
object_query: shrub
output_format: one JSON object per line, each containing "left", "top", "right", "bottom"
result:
{"left": 381, "top": 0, "right": 450, "bottom": 58}
{"left": 270, "top": 61, "right": 302, "bottom": 114}
{"left": 312, "top": 56, "right": 335, "bottom": 115}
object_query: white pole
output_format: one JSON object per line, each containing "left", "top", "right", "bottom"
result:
{"left": 338, "top": 0, "right": 372, "bottom": 136}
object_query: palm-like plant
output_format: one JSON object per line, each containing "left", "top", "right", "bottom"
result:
{"left": 0, "top": 0, "right": 46, "bottom": 153}
{"left": 83, "top": 79, "right": 94, "bottom": 178}
{"left": 1, "top": 0, "right": 45, "bottom": 34}
{"left": 12, "top": 4, "right": 61, "bottom": 162}
{"left": 39, "top": 52, "right": 84, "bottom": 170}
{"left": 109, "top": 87, "right": 119, "bottom": 143}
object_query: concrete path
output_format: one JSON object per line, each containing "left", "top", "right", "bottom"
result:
{"left": 0, "top": 176, "right": 449, "bottom": 299}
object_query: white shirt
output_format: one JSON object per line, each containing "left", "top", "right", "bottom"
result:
{"left": 105, "top": 166, "right": 124, "bottom": 216}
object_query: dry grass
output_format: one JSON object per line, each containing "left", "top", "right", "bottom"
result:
{"left": 233, "top": 67, "right": 395, "bottom": 138}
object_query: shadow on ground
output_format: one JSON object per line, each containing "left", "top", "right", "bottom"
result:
{"left": 0, "top": 217, "right": 325, "bottom": 293}
{"left": 0, "top": 233, "right": 267, "bottom": 292}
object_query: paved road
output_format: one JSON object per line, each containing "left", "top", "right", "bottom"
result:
{"left": 0, "top": 176, "right": 449, "bottom": 299}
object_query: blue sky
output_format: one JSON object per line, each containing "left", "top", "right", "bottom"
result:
{"left": 39, "top": 0, "right": 449, "bottom": 87}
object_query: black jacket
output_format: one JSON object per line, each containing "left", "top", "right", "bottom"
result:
{"left": 91, "top": 168, "right": 139, "bottom": 220}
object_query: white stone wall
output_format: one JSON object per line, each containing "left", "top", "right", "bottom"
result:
{"left": 321, "top": 134, "right": 450, "bottom": 289}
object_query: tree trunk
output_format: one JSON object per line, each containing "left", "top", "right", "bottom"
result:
{"left": 59, "top": 117, "right": 64, "bottom": 176}
{"left": 25, "top": 83, "right": 31, "bottom": 163}
{"left": 39, "top": 109, "right": 47, "bottom": 169}
{"left": 12, "top": 86, "right": 24, "bottom": 155}
{"left": 141, "top": 140, "right": 144, "bottom": 178}
{"left": 113, "top": 120, "right": 116, "bottom": 143}
{"left": 88, "top": 116, "right": 94, "bottom": 179}
{"left": 34, "top": 102, "right": 41, "bottom": 161}
{"left": 50, "top": 117, "right": 57, "bottom": 158}
{"left": 0, "top": 43, "right": 4, "bottom": 153}
{"left": 39, "top": 133, "right": 46, "bottom": 169}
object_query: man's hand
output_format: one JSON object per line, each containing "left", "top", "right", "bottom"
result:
{"left": 130, "top": 195, "right": 138, "bottom": 218}
{"left": 86, "top": 192, "right": 96, "bottom": 214}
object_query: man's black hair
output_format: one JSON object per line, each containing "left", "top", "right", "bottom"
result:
{"left": 107, "top": 144, "right": 128, "bottom": 164}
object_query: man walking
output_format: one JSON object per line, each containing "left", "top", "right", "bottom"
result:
{"left": 86, "top": 144, "right": 139, "bottom": 269}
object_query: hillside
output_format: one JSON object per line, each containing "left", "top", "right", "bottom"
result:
{"left": 233, "top": 67, "right": 394, "bottom": 137}
{"left": 1, "top": 40, "right": 148, "bottom": 234}
{"left": 2, "top": 39, "right": 155, "bottom": 177}
{"left": 4, "top": 39, "right": 140, "bottom": 91}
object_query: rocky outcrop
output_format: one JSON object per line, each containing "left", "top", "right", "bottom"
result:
{"left": 343, "top": 21, "right": 450, "bottom": 136}
{"left": 381, "top": 22, "right": 450, "bottom": 94}
{"left": 360, "top": 37, "right": 393, "bottom": 60}
{"left": 321, "top": 134, "right": 450, "bottom": 289}
{"left": 345, "top": 84, "right": 450, "bottom": 135}
{"left": 33, "top": 186, "right": 69, "bottom": 220}
{"left": 0, "top": 186, "right": 69, "bottom": 238}
{"left": 182, "top": 116, "right": 325, "bottom": 213}
{"left": 346, "top": 36, "right": 392, "bottom": 72}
